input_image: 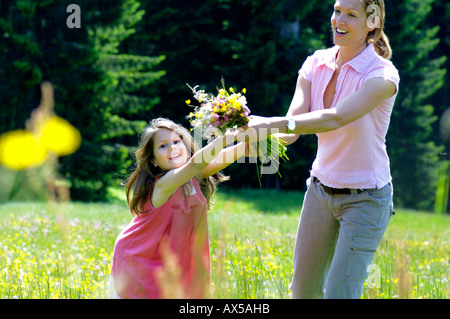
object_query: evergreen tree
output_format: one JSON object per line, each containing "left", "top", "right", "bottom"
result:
{"left": 387, "top": 0, "right": 446, "bottom": 210}
{"left": 0, "top": 0, "right": 164, "bottom": 201}
{"left": 427, "top": 0, "right": 449, "bottom": 144}
{"left": 1, "top": 0, "right": 446, "bottom": 208}
{"left": 125, "top": 0, "right": 321, "bottom": 188}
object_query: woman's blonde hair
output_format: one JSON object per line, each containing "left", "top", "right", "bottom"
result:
{"left": 364, "top": 0, "right": 392, "bottom": 59}
{"left": 123, "top": 118, "right": 229, "bottom": 216}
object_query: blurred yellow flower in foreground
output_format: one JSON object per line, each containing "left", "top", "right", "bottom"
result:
{"left": 0, "top": 130, "right": 47, "bottom": 170}
{"left": 0, "top": 82, "right": 81, "bottom": 171}
{"left": 0, "top": 116, "right": 81, "bottom": 170}
{"left": 40, "top": 116, "right": 81, "bottom": 156}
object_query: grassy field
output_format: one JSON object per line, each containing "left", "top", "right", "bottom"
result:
{"left": 0, "top": 187, "right": 449, "bottom": 299}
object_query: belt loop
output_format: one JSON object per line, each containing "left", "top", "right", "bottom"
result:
{"left": 351, "top": 189, "right": 357, "bottom": 196}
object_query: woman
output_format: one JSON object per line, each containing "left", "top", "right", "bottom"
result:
{"left": 244, "top": 0, "right": 399, "bottom": 298}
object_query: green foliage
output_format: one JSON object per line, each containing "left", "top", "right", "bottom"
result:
{"left": 123, "top": 0, "right": 322, "bottom": 189}
{"left": 427, "top": 0, "right": 450, "bottom": 147}
{"left": 0, "top": 0, "right": 164, "bottom": 201}
{"left": 387, "top": 0, "right": 446, "bottom": 210}
{"left": 1, "top": 0, "right": 447, "bottom": 208}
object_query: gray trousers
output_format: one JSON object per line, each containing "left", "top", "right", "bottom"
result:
{"left": 289, "top": 176, "right": 393, "bottom": 299}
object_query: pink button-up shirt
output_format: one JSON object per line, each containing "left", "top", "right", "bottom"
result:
{"left": 299, "top": 43, "right": 400, "bottom": 189}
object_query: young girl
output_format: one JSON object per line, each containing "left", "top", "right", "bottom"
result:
{"left": 109, "top": 118, "right": 246, "bottom": 299}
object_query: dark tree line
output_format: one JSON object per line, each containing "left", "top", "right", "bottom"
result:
{"left": 0, "top": 0, "right": 447, "bottom": 210}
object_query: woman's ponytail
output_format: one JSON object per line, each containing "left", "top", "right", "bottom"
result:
{"left": 365, "top": 0, "right": 392, "bottom": 60}
{"left": 371, "top": 31, "right": 392, "bottom": 60}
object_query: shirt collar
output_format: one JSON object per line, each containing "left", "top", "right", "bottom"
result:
{"left": 319, "top": 43, "right": 378, "bottom": 73}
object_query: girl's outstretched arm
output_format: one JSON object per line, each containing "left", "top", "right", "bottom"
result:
{"left": 152, "top": 130, "right": 236, "bottom": 207}
{"left": 197, "top": 141, "right": 248, "bottom": 179}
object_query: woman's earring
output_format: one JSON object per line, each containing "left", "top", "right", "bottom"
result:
{"left": 152, "top": 161, "right": 158, "bottom": 167}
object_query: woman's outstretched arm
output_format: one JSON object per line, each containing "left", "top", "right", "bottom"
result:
{"left": 244, "top": 77, "right": 396, "bottom": 137}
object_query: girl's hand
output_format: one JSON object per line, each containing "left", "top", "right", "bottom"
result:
{"left": 244, "top": 142, "right": 258, "bottom": 158}
{"left": 216, "top": 126, "right": 239, "bottom": 148}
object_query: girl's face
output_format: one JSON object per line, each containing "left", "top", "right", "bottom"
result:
{"left": 152, "top": 128, "right": 189, "bottom": 171}
{"left": 331, "top": 0, "right": 372, "bottom": 49}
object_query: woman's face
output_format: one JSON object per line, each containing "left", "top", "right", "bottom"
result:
{"left": 152, "top": 128, "right": 189, "bottom": 171}
{"left": 331, "top": 0, "right": 372, "bottom": 49}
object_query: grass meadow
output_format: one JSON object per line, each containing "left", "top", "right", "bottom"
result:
{"left": 0, "top": 187, "right": 449, "bottom": 299}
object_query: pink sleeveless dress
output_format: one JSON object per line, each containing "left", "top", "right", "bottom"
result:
{"left": 110, "top": 178, "right": 210, "bottom": 299}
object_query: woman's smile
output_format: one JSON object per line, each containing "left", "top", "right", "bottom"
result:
{"left": 335, "top": 28, "right": 349, "bottom": 36}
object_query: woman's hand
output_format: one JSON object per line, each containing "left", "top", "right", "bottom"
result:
{"left": 237, "top": 115, "right": 278, "bottom": 143}
{"left": 246, "top": 115, "right": 271, "bottom": 131}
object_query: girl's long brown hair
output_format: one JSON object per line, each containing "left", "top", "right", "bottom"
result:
{"left": 123, "top": 118, "right": 229, "bottom": 216}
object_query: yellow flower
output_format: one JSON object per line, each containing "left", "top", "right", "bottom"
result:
{"left": 229, "top": 87, "right": 234, "bottom": 93}
{"left": 185, "top": 99, "right": 191, "bottom": 105}
{"left": 40, "top": 116, "right": 81, "bottom": 156}
{"left": 0, "top": 130, "right": 47, "bottom": 170}
{"left": 0, "top": 116, "right": 81, "bottom": 170}
{"left": 242, "top": 88, "right": 246, "bottom": 94}
{"left": 232, "top": 100, "right": 241, "bottom": 109}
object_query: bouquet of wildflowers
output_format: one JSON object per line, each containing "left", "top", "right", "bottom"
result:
{"left": 186, "top": 78, "right": 289, "bottom": 182}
